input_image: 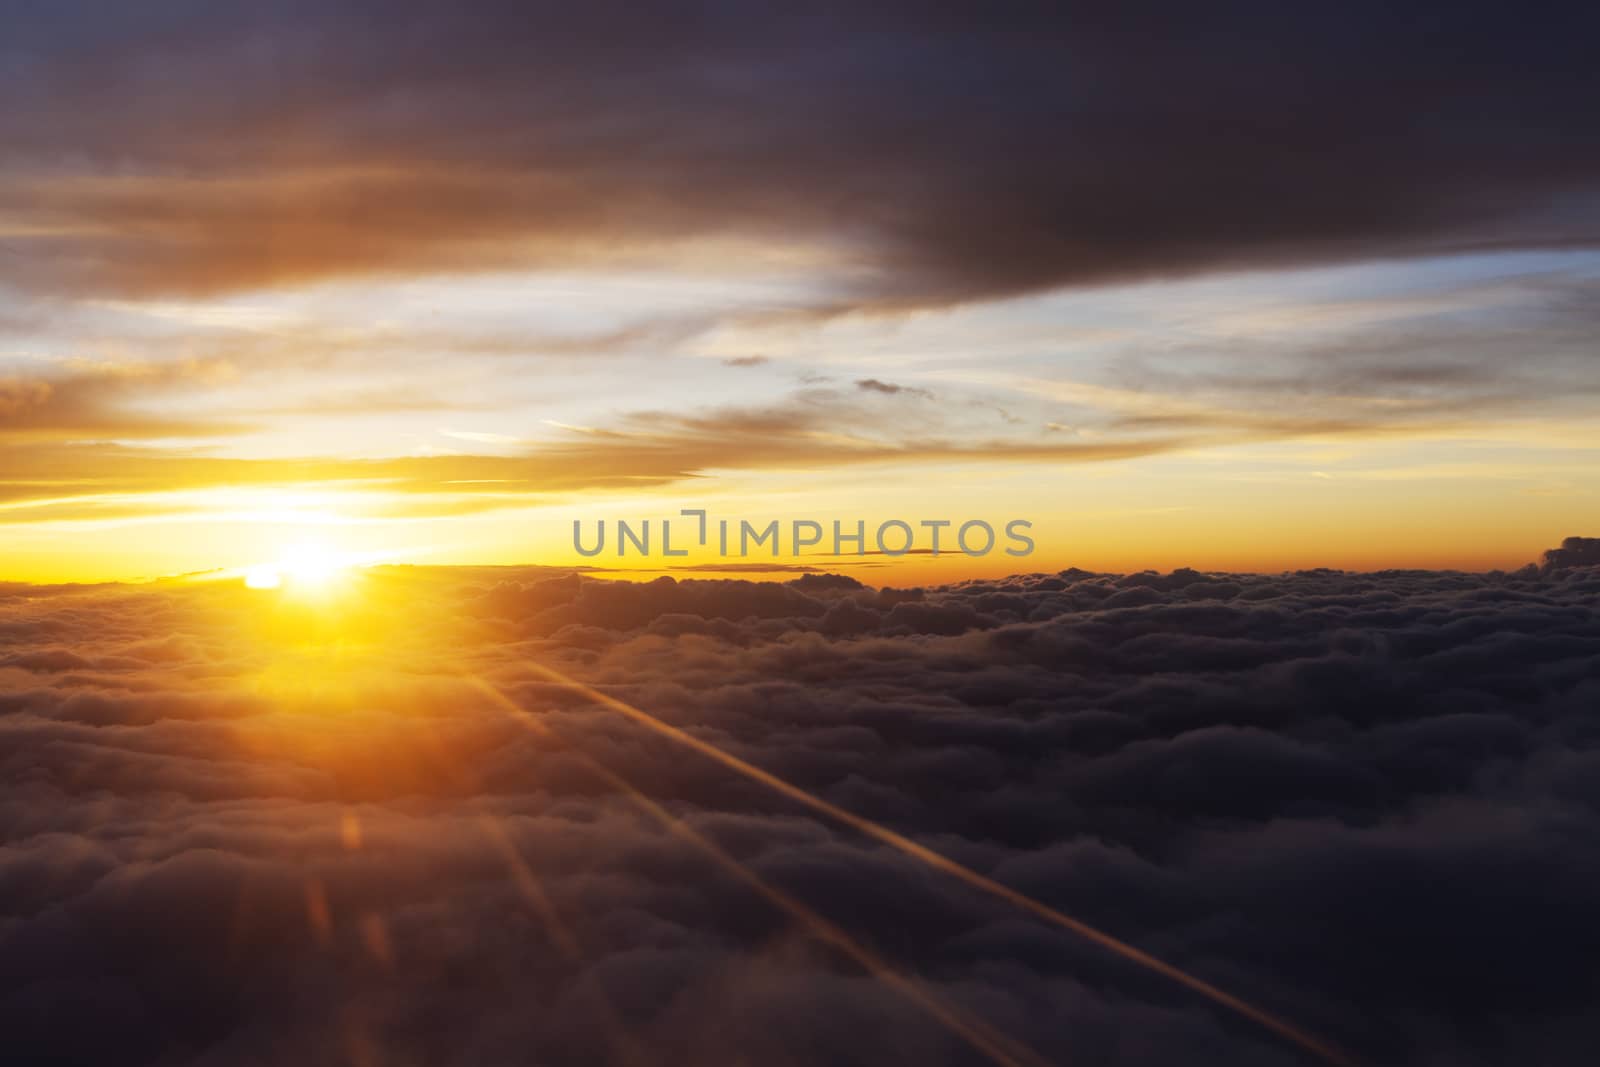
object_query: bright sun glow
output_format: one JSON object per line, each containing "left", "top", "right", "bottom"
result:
{"left": 244, "top": 565, "right": 282, "bottom": 590}
{"left": 243, "top": 542, "right": 351, "bottom": 592}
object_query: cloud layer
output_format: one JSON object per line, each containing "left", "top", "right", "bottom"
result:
{"left": 4, "top": 3, "right": 1598, "bottom": 304}
{"left": 3, "top": 562, "right": 1599, "bottom": 1064}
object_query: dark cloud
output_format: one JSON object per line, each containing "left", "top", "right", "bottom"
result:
{"left": 856, "top": 378, "right": 932, "bottom": 399}
{"left": 1544, "top": 536, "right": 1600, "bottom": 571}
{"left": 1, "top": 3, "right": 1596, "bottom": 304}
{"left": 2, "top": 561, "right": 1599, "bottom": 1064}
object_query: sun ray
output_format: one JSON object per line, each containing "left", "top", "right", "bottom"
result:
{"left": 465, "top": 675, "right": 1054, "bottom": 1067}
{"left": 476, "top": 665, "right": 1357, "bottom": 1067}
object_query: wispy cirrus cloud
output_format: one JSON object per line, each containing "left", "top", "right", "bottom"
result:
{"left": 0, "top": 400, "right": 1194, "bottom": 526}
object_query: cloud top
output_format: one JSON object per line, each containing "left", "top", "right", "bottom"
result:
{"left": 2, "top": 561, "right": 1599, "bottom": 1063}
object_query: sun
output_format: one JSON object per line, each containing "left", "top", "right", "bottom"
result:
{"left": 243, "top": 541, "right": 351, "bottom": 592}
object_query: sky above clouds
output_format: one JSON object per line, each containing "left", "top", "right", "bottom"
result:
{"left": 2, "top": 2, "right": 1598, "bottom": 579}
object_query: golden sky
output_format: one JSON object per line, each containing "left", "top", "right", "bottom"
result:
{"left": 3, "top": 8, "right": 1598, "bottom": 583}
{"left": 3, "top": 252, "right": 1598, "bottom": 582}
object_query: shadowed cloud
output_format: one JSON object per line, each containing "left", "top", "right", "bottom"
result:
{"left": 1, "top": 560, "right": 1598, "bottom": 1063}
{"left": 2, "top": 2, "right": 1597, "bottom": 305}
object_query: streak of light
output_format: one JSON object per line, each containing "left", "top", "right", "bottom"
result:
{"left": 467, "top": 675, "right": 1053, "bottom": 1067}
{"left": 495, "top": 662, "right": 1358, "bottom": 1067}
{"left": 474, "top": 813, "right": 654, "bottom": 1067}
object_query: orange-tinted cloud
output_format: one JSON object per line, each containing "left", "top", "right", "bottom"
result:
{"left": 0, "top": 359, "right": 249, "bottom": 440}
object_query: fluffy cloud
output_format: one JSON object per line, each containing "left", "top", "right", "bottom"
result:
{"left": 2, "top": 562, "right": 1599, "bottom": 1065}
